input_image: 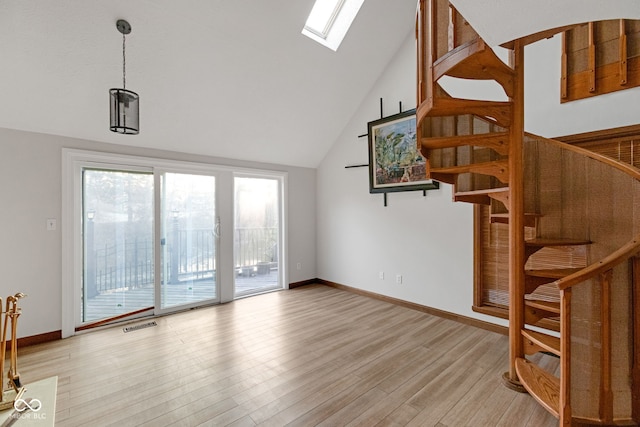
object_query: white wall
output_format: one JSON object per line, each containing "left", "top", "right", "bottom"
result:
{"left": 317, "top": 30, "right": 486, "bottom": 322}
{"left": 317, "top": 28, "right": 639, "bottom": 326}
{"left": 0, "top": 128, "right": 317, "bottom": 338}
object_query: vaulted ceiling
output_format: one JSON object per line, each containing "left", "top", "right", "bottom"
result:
{"left": 1, "top": 1, "right": 638, "bottom": 168}
{"left": 452, "top": 0, "right": 640, "bottom": 47}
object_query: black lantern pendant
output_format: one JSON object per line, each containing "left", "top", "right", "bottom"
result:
{"left": 109, "top": 19, "right": 139, "bottom": 135}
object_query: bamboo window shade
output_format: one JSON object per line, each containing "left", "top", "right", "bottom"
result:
{"left": 576, "top": 138, "right": 640, "bottom": 169}
{"left": 478, "top": 205, "right": 587, "bottom": 309}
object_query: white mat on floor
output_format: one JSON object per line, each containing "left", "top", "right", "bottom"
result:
{"left": 0, "top": 376, "right": 57, "bottom": 426}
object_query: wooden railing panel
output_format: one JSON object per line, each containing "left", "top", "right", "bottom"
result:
{"left": 633, "top": 257, "right": 640, "bottom": 421}
{"left": 455, "top": 147, "right": 473, "bottom": 191}
{"left": 559, "top": 151, "right": 589, "bottom": 242}
{"left": 453, "top": 9, "right": 477, "bottom": 48}
{"left": 560, "top": 288, "right": 572, "bottom": 426}
{"left": 563, "top": 19, "right": 640, "bottom": 102}
{"left": 472, "top": 148, "right": 498, "bottom": 190}
{"left": 570, "top": 276, "right": 601, "bottom": 420}
{"left": 528, "top": 139, "right": 564, "bottom": 239}
{"left": 636, "top": 179, "right": 640, "bottom": 236}
{"left": 599, "top": 270, "right": 613, "bottom": 424}
{"left": 434, "top": 0, "right": 452, "bottom": 61}
{"left": 566, "top": 24, "right": 590, "bottom": 75}
{"left": 525, "top": 134, "right": 640, "bottom": 421}
{"left": 610, "top": 264, "right": 634, "bottom": 421}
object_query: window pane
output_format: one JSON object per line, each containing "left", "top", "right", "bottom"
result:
{"left": 305, "top": 0, "right": 343, "bottom": 36}
{"left": 234, "top": 177, "right": 281, "bottom": 296}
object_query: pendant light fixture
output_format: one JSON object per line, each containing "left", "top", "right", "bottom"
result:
{"left": 109, "top": 19, "right": 139, "bottom": 134}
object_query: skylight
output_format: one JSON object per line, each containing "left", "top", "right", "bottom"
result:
{"left": 302, "top": 0, "right": 366, "bottom": 51}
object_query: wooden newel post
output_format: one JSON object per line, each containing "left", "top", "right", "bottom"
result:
{"left": 507, "top": 39, "right": 526, "bottom": 386}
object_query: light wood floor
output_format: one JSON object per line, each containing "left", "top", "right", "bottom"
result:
{"left": 17, "top": 284, "right": 559, "bottom": 426}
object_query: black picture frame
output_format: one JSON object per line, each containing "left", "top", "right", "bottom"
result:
{"left": 367, "top": 109, "right": 439, "bottom": 193}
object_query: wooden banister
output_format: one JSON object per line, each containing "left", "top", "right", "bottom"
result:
{"left": 526, "top": 132, "right": 640, "bottom": 181}
{"left": 500, "top": 24, "right": 581, "bottom": 50}
{"left": 530, "top": 131, "right": 640, "bottom": 292}
{"left": 554, "top": 237, "right": 640, "bottom": 291}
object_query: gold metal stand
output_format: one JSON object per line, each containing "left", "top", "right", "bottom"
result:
{"left": 0, "top": 293, "right": 26, "bottom": 411}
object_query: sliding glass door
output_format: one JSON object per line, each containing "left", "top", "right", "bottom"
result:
{"left": 66, "top": 150, "right": 286, "bottom": 335}
{"left": 158, "top": 172, "right": 218, "bottom": 312}
{"left": 81, "top": 168, "right": 219, "bottom": 324}
{"left": 82, "top": 168, "right": 155, "bottom": 323}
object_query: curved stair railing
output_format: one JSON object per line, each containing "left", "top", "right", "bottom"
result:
{"left": 517, "top": 133, "right": 640, "bottom": 425}
{"left": 416, "top": 1, "right": 640, "bottom": 425}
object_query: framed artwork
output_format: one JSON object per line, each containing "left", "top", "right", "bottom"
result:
{"left": 368, "top": 109, "right": 439, "bottom": 193}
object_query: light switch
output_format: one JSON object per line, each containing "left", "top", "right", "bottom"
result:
{"left": 46, "top": 218, "right": 57, "bottom": 231}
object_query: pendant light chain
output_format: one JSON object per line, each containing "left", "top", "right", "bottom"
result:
{"left": 122, "top": 32, "right": 126, "bottom": 90}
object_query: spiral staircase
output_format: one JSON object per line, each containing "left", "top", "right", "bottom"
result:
{"left": 416, "top": 1, "right": 640, "bottom": 425}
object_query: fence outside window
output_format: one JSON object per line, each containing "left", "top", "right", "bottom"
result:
{"left": 84, "top": 227, "right": 278, "bottom": 296}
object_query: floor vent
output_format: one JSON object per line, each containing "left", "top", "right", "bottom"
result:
{"left": 123, "top": 321, "right": 157, "bottom": 333}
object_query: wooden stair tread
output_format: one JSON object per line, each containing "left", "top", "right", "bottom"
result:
{"left": 431, "top": 160, "right": 509, "bottom": 184}
{"left": 429, "top": 172, "right": 455, "bottom": 185}
{"left": 525, "top": 239, "right": 591, "bottom": 262}
{"left": 433, "top": 39, "right": 515, "bottom": 98}
{"left": 515, "top": 358, "right": 560, "bottom": 418}
{"left": 453, "top": 187, "right": 509, "bottom": 205}
{"left": 522, "top": 329, "right": 561, "bottom": 356}
{"left": 490, "top": 212, "right": 540, "bottom": 228}
{"left": 524, "top": 299, "right": 561, "bottom": 314}
{"left": 525, "top": 267, "right": 583, "bottom": 279}
{"left": 453, "top": 193, "right": 490, "bottom": 205}
{"left": 523, "top": 299, "right": 561, "bottom": 330}
{"left": 525, "top": 238, "right": 591, "bottom": 248}
{"left": 419, "top": 97, "right": 512, "bottom": 128}
{"left": 454, "top": 187, "right": 509, "bottom": 197}
{"left": 420, "top": 131, "right": 510, "bottom": 156}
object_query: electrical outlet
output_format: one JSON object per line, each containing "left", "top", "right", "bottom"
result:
{"left": 379, "top": 271, "right": 384, "bottom": 280}
{"left": 46, "top": 218, "right": 57, "bottom": 231}
{"left": 396, "top": 274, "right": 402, "bottom": 284}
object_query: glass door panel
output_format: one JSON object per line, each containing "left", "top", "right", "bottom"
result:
{"left": 234, "top": 176, "right": 281, "bottom": 296}
{"left": 160, "top": 172, "right": 218, "bottom": 311}
{"left": 82, "top": 169, "right": 154, "bottom": 323}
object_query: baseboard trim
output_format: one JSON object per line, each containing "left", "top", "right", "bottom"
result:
{"left": 289, "top": 279, "right": 317, "bottom": 289}
{"left": 316, "top": 279, "right": 508, "bottom": 336}
{"left": 4, "top": 330, "right": 62, "bottom": 350}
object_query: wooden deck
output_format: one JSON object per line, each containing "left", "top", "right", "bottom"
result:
{"left": 18, "top": 284, "right": 558, "bottom": 426}
{"left": 84, "top": 270, "right": 280, "bottom": 322}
